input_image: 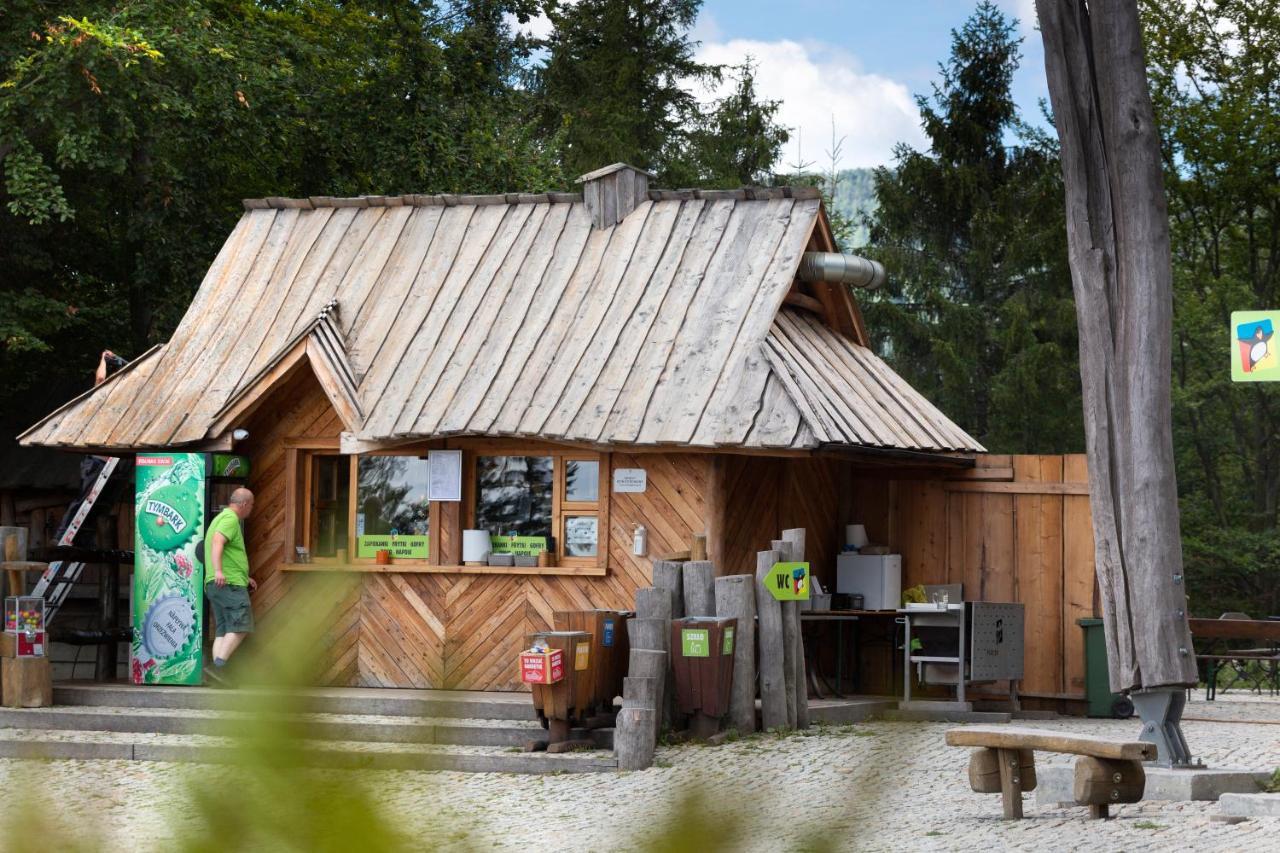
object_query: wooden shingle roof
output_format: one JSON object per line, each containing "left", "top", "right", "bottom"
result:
{"left": 20, "top": 188, "right": 982, "bottom": 455}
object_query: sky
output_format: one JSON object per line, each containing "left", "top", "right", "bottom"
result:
{"left": 514, "top": 0, "right": 1050, "bottom": 171}
{"left": 692, "top": 0, "right": 1049, "bottom": 169}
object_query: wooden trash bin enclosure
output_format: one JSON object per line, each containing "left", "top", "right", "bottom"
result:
{"left": 554, "top": 609, "right": 631, "bottom": 718}
{"left": 670, "top": 616, "right": 737, "bottom": 740}
{"left": 524, "top": 630, "right": 595, "bottom": 752}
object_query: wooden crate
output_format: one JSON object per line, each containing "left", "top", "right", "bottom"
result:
{"left": 2, "top": 656, "right": 51, "bottom": 708}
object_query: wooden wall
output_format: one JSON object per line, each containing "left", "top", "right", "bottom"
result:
{"left": 239, "top": 368, "right": 707, "bottom": 690}
{"left": 718, "top": 453, "right": 1097, "bottom": 704}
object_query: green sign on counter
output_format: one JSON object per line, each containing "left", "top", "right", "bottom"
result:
{"left": 681, "top": 628, "right": 710, "bottom": 657}
{"left": 133, "top": 452, "right": 206, "bottom": 685}
{"left": 764, "top": 561, "right": 810, "bottom": 601}
{"left": 356, "top": 535, "right": 429, "bottom": 559}
{"left": 722, "top": 626, "right": 735, "bottom": 655}
{"left": 488, "top": 535, "right": 548, "bottom": 556}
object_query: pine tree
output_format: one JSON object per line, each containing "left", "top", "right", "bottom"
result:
{"left": 863, "top": 2, "right": 1082, "bottom": 453}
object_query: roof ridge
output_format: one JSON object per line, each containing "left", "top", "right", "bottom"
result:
{"left": 241, "top": 186, "right": 822, "bottom": 211}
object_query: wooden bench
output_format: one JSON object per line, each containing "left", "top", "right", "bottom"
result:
{"left": 946, "top": 726, "right": 1156, "bottom": 819}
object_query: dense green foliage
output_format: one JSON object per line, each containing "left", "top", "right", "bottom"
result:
{"left": 0, "top": 0, "right": 787, "bottom": 443}
{"left": 1143, "top": 0, "right": 1280, "bottom": 617}
{"left": 860, "top": 3, "right": 1082, "bottom": 453}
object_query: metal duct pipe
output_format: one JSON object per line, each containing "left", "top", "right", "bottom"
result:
{"left": 797, "top": 252, "right": 886, "bottom": 290}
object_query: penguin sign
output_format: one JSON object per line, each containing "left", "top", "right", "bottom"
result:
{"left": 1232, "top": 311, "right": 1280, "bottom": 382}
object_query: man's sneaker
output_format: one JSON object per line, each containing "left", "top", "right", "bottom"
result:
{"left": 204, "top": 666, "right": 231, "bottom": 688}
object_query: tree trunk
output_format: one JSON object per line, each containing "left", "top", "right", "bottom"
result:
{"left": 1036, "top": 0, "right": 1197, "bottom": 690}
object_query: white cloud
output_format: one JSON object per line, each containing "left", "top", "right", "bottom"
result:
{"left": 694, "top": 39, "right": 926, "bottom": 170}
{"left": 995, "top": 0, "right": 1039, "bottom": 37}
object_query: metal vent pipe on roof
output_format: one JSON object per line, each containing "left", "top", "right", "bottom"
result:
{"left": 797, "top": 252, "right": 886, "bottom": 290}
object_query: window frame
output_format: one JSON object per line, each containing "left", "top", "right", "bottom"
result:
{"left": 285, "top": 438, "right": 609, "bottom": 573}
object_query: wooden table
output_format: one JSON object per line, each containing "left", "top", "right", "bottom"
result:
{"left": 801, "top": 610, "right": 902, "bottom": 697}
{"left": 1189, "top": 617, "right": 1280, "bottom": 699}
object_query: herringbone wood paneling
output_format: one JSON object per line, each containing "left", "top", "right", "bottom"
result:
{"left": 240, "top": 376, "right": 706, "bottom": 690}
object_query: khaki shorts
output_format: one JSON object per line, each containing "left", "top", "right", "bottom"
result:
{"left": 205, "top": 582, "right": 254, "bottom": 636}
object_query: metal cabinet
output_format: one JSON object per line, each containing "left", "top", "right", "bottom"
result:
{"left": 900, "top": 602, "right": 1023, "bottom": 708}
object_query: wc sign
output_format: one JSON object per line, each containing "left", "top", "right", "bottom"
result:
{"left": 764, "top": 561, "right": 810, "bottom": 601}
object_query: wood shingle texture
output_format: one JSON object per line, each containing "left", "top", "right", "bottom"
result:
{"left": 20, "top": 186, "right": 982, "bottom": 454}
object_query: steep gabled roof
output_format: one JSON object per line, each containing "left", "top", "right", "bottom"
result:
{"left": 20, "top": 187, "right": 982, "bottom": 455}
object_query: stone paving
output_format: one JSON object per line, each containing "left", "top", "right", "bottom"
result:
{"left": 2, "top": 692, "right": 1279, "bottom": 851}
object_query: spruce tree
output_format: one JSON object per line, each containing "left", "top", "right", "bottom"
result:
{"left": 863, "top": 2, "right": 1082, "bottom": 453}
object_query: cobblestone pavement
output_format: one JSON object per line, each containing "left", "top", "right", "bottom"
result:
{"left": 2, "top": 693, "right": 1279, "bottom": 851}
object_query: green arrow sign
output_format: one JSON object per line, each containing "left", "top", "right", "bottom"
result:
{"left": 765, "top": 561, "right": 810, "bottom": 601}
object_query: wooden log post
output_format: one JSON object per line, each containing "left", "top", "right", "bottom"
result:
{"left": 627, "top": 648, "right": 667, "bottom": 741}
{"left": 755, "top": 549, "right": 789, "bottom": 730}
{"left": 715, "top": 574, "right": 758, "bottom": 735}
{"left": 1073, "top": 756, "right": 1144, "bottom": 820}
{"left": 650, "top": 560, "right": 684, "bottom": 730}
{"left": 616, "top": 707, "right": 658, "bottom": 771}
{"left": 683, "top": 560, "right": 716, "bottom": 617}
{"left": 969, "top": 747, "right": 1037, "bottom": 794}
{"left": 690, "top": 533, "right": 708, "bottom": 562}
{"left": 996, "top": 748, "right": 1025, "bottom": 820}
{"left": 652, "top": 560, "right": 685, "bottom": 620}
{"left": 782, "top": 528, "right": 810, "bottom": 729}
{"left": 634, "top": 587, "right": 672, "bottom": 622}
{"left": 622, "top": 675, "right": 658, "bottom": 710}
{"left": 772, "top": 539, "right": 798, "bottom": 728}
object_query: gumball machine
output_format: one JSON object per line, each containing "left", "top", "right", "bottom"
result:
{"left": 4, "top": 595, "right": 46, "bottom": 657}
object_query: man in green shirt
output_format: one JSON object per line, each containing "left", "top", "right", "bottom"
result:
{"left": 205, "top": 487, "right": 257, "bottom": 683}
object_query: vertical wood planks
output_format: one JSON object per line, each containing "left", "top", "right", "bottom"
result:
{"left": 1061, "top": 454, "right": 1096, "bottom": 695}
{"left": 1013, "top": 456, "right": 1064, "bottom": 697}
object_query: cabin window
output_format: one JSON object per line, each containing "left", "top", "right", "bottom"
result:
{"left": 289, "top": 442, "right": 607, "bottom": 570}
{"left": 308, "top": 454, "right": 350, "bottom": 559}
{"left": 356, "top": 456, "right": 431, "bottom": 537}
{"left": 473, "top": 452, "right": 604, "bottom": 565}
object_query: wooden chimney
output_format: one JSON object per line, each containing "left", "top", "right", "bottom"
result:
{"left": 578, "top": 163, "right": 655, "bottom": 229}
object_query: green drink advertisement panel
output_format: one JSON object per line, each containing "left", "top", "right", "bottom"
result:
{"left": 133, "top": 453, "right": 206, "bottom": 685}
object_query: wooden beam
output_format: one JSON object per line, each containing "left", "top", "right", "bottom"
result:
{"left": 944, "top": 482, "right": 1089, "bottom": 495}
{"left": 783, "top": 291, "right": 826, "bottom": 314}
{"left": 281, "top": 562, "right": 606, "bottom": 577}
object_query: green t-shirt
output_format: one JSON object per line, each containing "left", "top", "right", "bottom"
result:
{"left": 205, "top": 507, "right": 249, "bottom": 587}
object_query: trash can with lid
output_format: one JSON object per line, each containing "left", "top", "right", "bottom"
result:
{"left": 553, "top": 609, "right": 631, "bottom": 717}
{"left": 670, "top": 616, "right": 737, "bottom": 739}
{"left": 523, "top": 629, "right": 594, "bottom": 745}
{"left": 1077, "top": 618, "right": 1133, "bottom": 719}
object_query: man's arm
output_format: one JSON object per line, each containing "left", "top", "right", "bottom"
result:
{"left": 210, "top": 532, "right": 228, "bottom": 586}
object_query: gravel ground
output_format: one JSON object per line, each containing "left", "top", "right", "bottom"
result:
{"left": 2, "top": 692, "right": 1279, "bottom": 851}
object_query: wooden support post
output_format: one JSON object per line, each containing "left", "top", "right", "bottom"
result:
{"left": 997, "top": 747, "right": 1024, "bottom": 819}
{"left": 773, "top": 539, "right": 798, "bottom": 728}
{"left": 615, "top": 706, "right": 657, "bottom": 771}
{"left": 782, "top": 528, "right": 809, "bottom": 729}
{"left": 652, "top": 560, "right": 685, "bottom": 620}
{"left": 690, "top": 533, "right": 708, "bottom": 562}
{"left": 715, "top": 574, "right": 758, "bottom": 735}
{"left": 627, "top": 648, "right": 667, "bottom": 741}
{"left": 755, "top": 549, "right": 788, "bottom": 730}
{"left": 634, "top": 587, "right": 672, "bottom": 621}
{"left": 682, "top": 560, "right": 716, "bottom": 617}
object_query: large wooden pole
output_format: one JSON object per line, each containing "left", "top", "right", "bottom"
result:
{"left": 1035, "top": 0, "right": 1197, "bottom": 692}
{"left": 715, "top": 574, "right": 758, "bottom": 735}
{"left": 755, "top": 549, "right": 789, "bottom": 730}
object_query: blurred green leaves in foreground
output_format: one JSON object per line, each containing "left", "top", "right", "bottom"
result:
{"left": 0, "top": 572, "right": 891, "bottom": 851}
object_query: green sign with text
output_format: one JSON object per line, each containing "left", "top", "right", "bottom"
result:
{"left": 681, "top": 628, "right": 710, "bottom": 657}
{"left": 356, "top": 535, "right": 429, "bottom": 559}
{"left": 764, "top": 561, "right": 810, "bottom": 601}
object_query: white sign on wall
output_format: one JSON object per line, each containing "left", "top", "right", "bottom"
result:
{"left": 612, "top": 468, "right": 647, "bottom": 493}
{"left": 428, "top": 450, "right": 462, "bottom": 502}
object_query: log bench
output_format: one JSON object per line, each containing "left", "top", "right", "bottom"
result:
{"left": 946, "top": 726, "right": 1157, "bottom": 819}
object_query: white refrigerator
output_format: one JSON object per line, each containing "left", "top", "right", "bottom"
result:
{"left": 835, "top": 554, "right": 902, "bottom": 611}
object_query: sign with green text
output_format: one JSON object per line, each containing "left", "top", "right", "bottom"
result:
{"left": 211, "top": 454, "right": 250, "bottom": 479}
{"left": 722, "top": 625, "right": 735, "bottom": 655}
{"left": 681, "top": 628, "right": 710, "bottom": 657}
{"left": 133, "top": 453, "right": 206, "bottom": 685}
{"left": 489, "top": 535, "right": 548, "bottom": 556}
{"left": 356, "top": 535, "right": 429, "bottom": 559}
{"left": 764, "top": 561, "right": 810, "bottom": 601}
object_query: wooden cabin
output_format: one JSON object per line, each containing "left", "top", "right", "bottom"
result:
{"left": 20, "top": 165, "right": 1098, "bottom": 709}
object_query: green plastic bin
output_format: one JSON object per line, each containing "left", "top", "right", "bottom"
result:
{"left": 1078, "top": 618, "right": 1133, "bottom": 719}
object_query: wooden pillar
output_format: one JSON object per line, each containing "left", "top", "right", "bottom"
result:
{"left": 706, "top": 455, "right": 727, "bottom": 575}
